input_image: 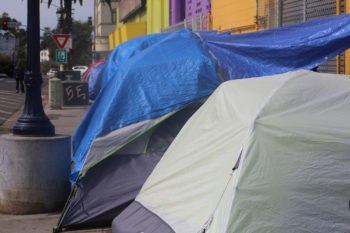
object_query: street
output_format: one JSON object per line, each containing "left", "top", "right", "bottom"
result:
{"left": 0, "top": 76, "right": 25, "bottom": 128}
{"left": 0, "top": 75, "right": 50, "bottom": 134}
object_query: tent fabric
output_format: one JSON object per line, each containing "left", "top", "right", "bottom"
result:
{"left": 57, "top": 104, "right": 201, "bottom": 230}
{"left": 88, "top": 62, "right": 106, "bottom": 100}
{"left": 198, "top": 13, "right": 350, "bottom": 80}
{"left": 81, "top": 104, "right": 200, "bottom": 180}
{"left": 112, "top": 70, "right": 350, "bottom": 233}
{"left": 112, "top": 201, "right": 175, "bottom": 233}
{"left": 83, "top": 60, "right": 106, "bottom": 81}
{"left": 71, "top": 14, "right": 350, "bottom": 183}
{"left": 71, "top": 29, "right": 220, "bottom": 182}
{"left": 101, "top": 33, "right": 170, "bottom": 90}
{"left": 60, "top": 152, "right": 163, "bottom": 228}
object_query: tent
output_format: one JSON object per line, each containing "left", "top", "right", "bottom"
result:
{"left": 56, "top": 102, "right": 202, "bottom": 230}
{"left": 82, "top": 60, "right": 106, "bottom": 81}
{"left": 54, "top": 29, "right": 219, "bottom": 232}
{"left": 72, "top": 13, "right": 350, "bottom": 183}
{"left": 55, "top": 14, "right": 350, "bottom": 232}
{"left": 87, "top": 62, "right": 106, "bottom": 100}
{"left": 112, "top": 70, "right": 350, "bottom": 233}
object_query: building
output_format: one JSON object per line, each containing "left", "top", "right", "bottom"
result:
{"left": 40, "top": 49, "right": 50, "bottom": 63}
{"left": 0, "top": 30, "right": 17, "bottom": 59}
{"left": 164, "top": 0, "right": 211, "bottom": 33}
{"left": 94, "top": 0, "right": 119, "bottom": 61}
{"left": 108, "top": 0, "right": 169, "bottom": 50}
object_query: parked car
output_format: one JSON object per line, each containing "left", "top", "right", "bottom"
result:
{"left": 72, "top": 66, "right": 88, "bottom": 76}
{"left": 46, "top": 68, "right": 59, "bottom": 78}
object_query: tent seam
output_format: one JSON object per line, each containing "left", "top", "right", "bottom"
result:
{"left": 79, "top": 107, "right": 186, "bottom": 178}
{"left": 223, "top": 73, "right": 294, "bottom": 232}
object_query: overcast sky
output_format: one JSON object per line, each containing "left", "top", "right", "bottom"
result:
{"left": 0, "top": 0, "right": 94, "bottom": 30}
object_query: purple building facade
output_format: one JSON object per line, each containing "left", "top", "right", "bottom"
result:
{"left": 185, "top": 0, "right": 211, "bottom": 19}
{"left": 169, "top": 0, "right": 185, "bottom": 25}
{"left": 169, "top": 0, "right": 211, "bottom": 26}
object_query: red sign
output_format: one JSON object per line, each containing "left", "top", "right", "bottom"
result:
{"left": 52, "top": 34, "right": 70, "bottom": 49}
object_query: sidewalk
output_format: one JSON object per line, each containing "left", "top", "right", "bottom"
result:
{"left": 0, "top": 87, "right": 111, "bottom": 232}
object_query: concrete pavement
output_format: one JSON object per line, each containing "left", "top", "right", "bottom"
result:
{"left": 0, "top": 84, "right": 111, "bottom": 232}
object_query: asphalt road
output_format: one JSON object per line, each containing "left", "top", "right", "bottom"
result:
{"left": 0, "top": 75, "right": 49, "bottom": 130}
{"left": 0, "top": 76, "right": 25, "bottom": 127}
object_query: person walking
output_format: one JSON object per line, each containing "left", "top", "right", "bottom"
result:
{"left": 15, "top": 61, "right": 25, "bottom": 93}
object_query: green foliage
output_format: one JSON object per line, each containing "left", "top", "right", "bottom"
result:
{"left": 70, "top": 20, "right": 93, "bottom": 66}
{"left": 40, "top": 20, "right": 92, "bottom": 67}
{"left": 42, "top": 0, "right": 111, "bottom": 34}
{"left": 40, "top": 1, "right": 102, "bottom": 67}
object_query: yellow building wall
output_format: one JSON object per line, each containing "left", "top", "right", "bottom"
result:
{"left": 114, "top": 28, "right": 122, "bottom": 46}
{"left": 120, "top": 22, "right": 147, "bottom": 42}
{"left": 146, "top": 0, "right": 169, "bottom": 34}
{"left": 345, "top": 0, "right": 350, "bottom": 75}
{"left": 125, "top": 8, "right": 147, "bottom": 23}
{"left": 116, "top": 8, "right": 124, "bottom": 28}
{"left": 109, "top": 6, "right": 147, "bottom": 50}
{"left": 109, "top": 33, "right": 115, "bottom": 50}
{"left": 109, "top": 0, "right": 170, "bottom": 49}
{"left": 212, "top": 0, "right": 257, "bottom": 33}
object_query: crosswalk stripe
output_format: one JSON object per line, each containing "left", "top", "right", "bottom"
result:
{"left": 0, "top": 96, "right": 24, "bottom": 103}
{"left": 0, "top": 109, "right": 12, "bottom": 115}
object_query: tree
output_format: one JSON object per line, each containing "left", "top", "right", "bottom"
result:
{"left": 42, "top": 0, "right": 112, "bottom": 34}
{"left": 69, "top": 20, "right": 93, "bottom": 66}
{"left": 40, "top": 20, "right": 92, "bottom": 66}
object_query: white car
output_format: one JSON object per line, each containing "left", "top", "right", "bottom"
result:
{"left": 46, "top": 68, "right": 59, "bottom": 78}
{"left": 72, "top": 66, "right": 88, "bottom": 76}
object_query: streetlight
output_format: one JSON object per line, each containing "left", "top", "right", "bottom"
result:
{"left": 13, "top": 0, "right": 55, "bottom": 136}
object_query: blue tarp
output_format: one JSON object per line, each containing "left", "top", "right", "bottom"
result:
{"left": 71, "top": 29, "right": 220, "bottom": 181}
{"left": 199, "top": 14, "right": 350, "bottom": 80}
{"left": 88, "top": 62, "right": 106, "bottom": 100}
{"left": 101, "top": 33, "right": 170, "bottom": 89}
{"left": 70, "top": 14, "right": 350, "bottom": 182}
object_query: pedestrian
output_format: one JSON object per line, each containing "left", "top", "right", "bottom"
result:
{"left": 15, "top": 61, "right": 25, "bottom": 93}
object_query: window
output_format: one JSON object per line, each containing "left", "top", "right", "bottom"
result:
{"left": 112, "top": 9, "right": 117, "bottom": 23}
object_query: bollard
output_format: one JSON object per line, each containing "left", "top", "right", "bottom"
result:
{"left": 49, "top": 74, "right": 63, "bottom": 109}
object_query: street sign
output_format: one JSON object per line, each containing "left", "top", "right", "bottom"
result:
{"left": 56, "top": 49, "right": 67, "bottom": 63}
{"left": 52, "top": 34, "right": 70, "bottom": 49}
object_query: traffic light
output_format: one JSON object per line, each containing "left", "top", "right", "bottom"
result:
{"left": 2, "top": 20, "right": 8, "bottom": 30}
{"left": 88, "top": 16, "right": 92, "bottom": 26}
{"left": 68, "top": 47, "right": 73, "bottom": 61}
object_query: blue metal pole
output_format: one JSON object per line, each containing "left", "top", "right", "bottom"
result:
{"left": 13, "top": 0, "right": 55, "bottom": 136}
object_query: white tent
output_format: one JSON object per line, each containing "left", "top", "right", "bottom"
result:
{"left": 112, "top": 70, "right": 350, "bottom": 233}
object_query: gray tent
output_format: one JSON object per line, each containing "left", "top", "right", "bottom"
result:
{"left": 55, "top": 102, "right": 202, "bottom": 231}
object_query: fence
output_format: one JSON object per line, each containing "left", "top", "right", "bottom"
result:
{"left": 161, "top": 14, "right": 208, "bottom": 33}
